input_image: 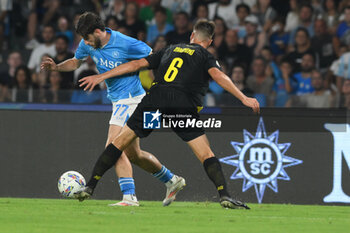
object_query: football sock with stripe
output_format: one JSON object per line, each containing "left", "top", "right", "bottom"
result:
{"left": 87, "top": 144, "right": 122, "bottom": 189}
{"left": 118, "top": 177, "right": 136, "bottom": 195}
{"left": 203, "top": 157, "right": 230, "bottom": 198}
{"left": 152, "top": 165, "right": 174, "bottom": 183}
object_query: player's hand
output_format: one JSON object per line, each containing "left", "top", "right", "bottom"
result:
{"left": 79, "top": 74, "right": 104, "bottom": 92}
{"left": 242, "top": 97, "right": 260, "bottom": 114}
{"left": 40, "top": 58, "right": 57, "bottom": 71}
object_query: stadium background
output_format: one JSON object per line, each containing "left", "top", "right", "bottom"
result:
{"left": 0, "top": 0, "right": 350, "bottom": 108}
{"left": 0, "top": 0, "right": 349, "bottom": 206}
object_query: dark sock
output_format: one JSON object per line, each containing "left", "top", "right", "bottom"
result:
{"left": 87, "top": 144, "right": 122, "bottom": 189}
{"left": 203, "top": 157, "right": 230, "bottom": 198}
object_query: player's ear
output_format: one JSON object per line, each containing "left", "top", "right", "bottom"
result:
{"left": 93, "top": 29, "right": 102, "bottom": 36}
{"left": 190, "top": 32, "right": 194, "bottom": 42}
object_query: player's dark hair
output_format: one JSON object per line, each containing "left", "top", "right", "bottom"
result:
{"left": 194, "top": 19, "right": 215, "bottom": 40}
{"left": 55, "top": 35, "right": 69, "bottom": 44}
{"left": 236, "top": 3, "right": 250, "bottom": 14}
{"left": 76, "top": 12, "right": 105, "bottom": 39}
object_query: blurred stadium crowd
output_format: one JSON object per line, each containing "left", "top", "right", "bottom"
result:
{"left": 0, "top": 0, "right": 350, "bottom": 108}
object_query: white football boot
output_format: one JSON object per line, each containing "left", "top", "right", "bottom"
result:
{"left": 163, "top": 175, "right": 186, "bottom": 206}
{"left": 108, "top": 194, "right": 140, "bottom": 207}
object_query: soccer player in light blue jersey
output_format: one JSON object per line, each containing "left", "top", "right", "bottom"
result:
{"left": 41, "top": 12, "right": 185, "bottom": 206}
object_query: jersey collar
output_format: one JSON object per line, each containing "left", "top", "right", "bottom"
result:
{"left": 189, "top": 43, "right": 201, "bottom": 47}
{"left": 101, "top": 28, "right": 115, "bottom": 49}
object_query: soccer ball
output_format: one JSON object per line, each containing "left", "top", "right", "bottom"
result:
{"left": 58, "top": 171, "right": 86, "bottom": 198}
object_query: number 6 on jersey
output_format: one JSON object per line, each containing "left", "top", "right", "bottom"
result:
{"left": 164, "top": 57, "right": 183, "bottom": 82}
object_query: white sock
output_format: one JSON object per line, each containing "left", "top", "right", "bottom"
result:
{"left": 123, "top": 194, "right": 138, "bottom": 202}
{"left": 165, "top": 175, "right": 178, "bottom": 188}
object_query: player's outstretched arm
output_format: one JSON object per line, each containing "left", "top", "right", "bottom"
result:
{"left": 41, "top": 58, "right": 83, "bottom": 72}
{"left": 208, "top": 67, "right": 260, "bottom": 114}
{"left": 79, "top": 58, "right": 150, "bottom": 92}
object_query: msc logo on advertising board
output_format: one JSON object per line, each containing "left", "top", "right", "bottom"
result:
{"left": 323, "top": 123, "right": 350, "bottom": 203}
{"left": 220, "top": 117, "right": 303, "bottom": 203}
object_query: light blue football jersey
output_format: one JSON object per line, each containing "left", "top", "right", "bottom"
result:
{"left": 74, "top": 28, "right": 152, "bottom": 102}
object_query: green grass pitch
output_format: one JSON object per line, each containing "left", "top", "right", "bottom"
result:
{"left": 0, "top": 198, "right": 349, "bottom": 233}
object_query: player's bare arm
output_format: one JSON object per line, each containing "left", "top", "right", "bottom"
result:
{"left": 79, "top": 58, "right": 150, "bottom": 91}
{"left": 41, "top": 57, "right": 83, "bottom": 72}
{"left": 209, "top": 67, "right": 260, "bottom": 114}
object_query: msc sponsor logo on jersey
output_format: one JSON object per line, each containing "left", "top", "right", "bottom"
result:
{"left": 143, "top": 110, "right": 162, "bottom": 129}
{"left": 219, "top": 117, "right": 302, "bottom": 203}
{"left": 94, "top": 57, "right": 123, "bottom": 69}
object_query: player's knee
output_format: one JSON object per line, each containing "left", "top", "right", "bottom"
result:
{"left": 117, "top": 153, "right": 127, "bottom": 164}
{"left": 112, "top": 136, "right": 129, "bottom": 151}
{"left": 199, "top": 151, "right": 215, "bottom": 163}
{"left": 124, "top": 149, "right": 142, "bottom": 164}
{"left": 124, "top": 152, "right": 137, "bottom": 163}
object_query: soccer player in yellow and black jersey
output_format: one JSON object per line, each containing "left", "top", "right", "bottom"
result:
{"left": 78, "top": 19, "right": 260, "bottom": 209}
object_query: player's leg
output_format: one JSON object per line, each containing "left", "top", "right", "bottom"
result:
{"left": 106, "top": 125, "right": 162, "bottom": 175}
{"left": 186, "top": 134, "right": 250, "bottom": 209}
{"left": 109, "top": 93, "right": 186, "bottom": 206}
{"left": 105, "top": 124, "right": 137, "bottom": 206}
{"left": 106, "top": 124, "right": 181, "bottom": 207}
{"left": 108, "top": 95, "right": 175, "bottom": 176}
{"left": 186, "top": 134, "right": 229, "bottom": 197}
{"left": 106, "top": 124, "right": 135, "bottom": 202}
{"left": 118, "top": 137, "right": 186, "bottom": 207}
{"left": 75, "top": 125, "right": 137, "bottom": 201}
{"left": 124, "top": 92, "right": 187, "bottom": 206}
{"left": 106, "top": 125, "right": 134, "bottom": 177}
{"left": 125, "top": 138, "right": 161, "bottom": 173}
{"left": 107, "top": 124, "right": 185, "bottom": 206}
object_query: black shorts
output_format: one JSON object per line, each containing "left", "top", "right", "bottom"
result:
{"left": 127, "top": 86, "right": 205, "bottom": 142}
